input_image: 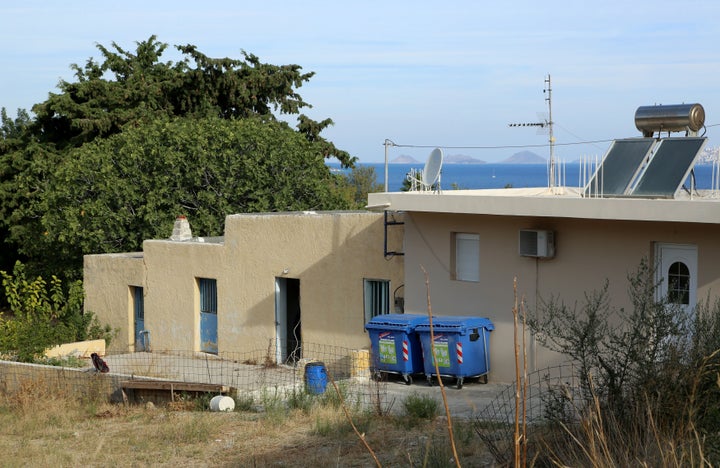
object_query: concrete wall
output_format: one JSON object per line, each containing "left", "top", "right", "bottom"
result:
{"left": 85, "top": 211, "right": 404, "bottom": 359}
{"left": 402, "top": 212, "right": 720, "bottom": 382}
{"left": 84, "top": 253, "right": 145, "bottom": 352}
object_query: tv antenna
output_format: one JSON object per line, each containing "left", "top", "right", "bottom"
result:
{"left": 509, "top": 74, "right": 556, "bottom": 187}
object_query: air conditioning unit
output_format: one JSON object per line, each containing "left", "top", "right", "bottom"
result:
{"left": 519, "top": 229, "right": 555, "bottom": 258}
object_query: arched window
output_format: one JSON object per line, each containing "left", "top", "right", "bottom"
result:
{"left": 667, "top": 261, "right": 690, "bottom": 305}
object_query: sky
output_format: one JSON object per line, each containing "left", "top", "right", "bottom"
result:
{"left": 2, "top": 1, "right": 720, "bottom": 163}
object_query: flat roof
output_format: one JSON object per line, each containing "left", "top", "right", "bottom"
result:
{"left": 367, "top": 187, "right": 720, "bottom": 224}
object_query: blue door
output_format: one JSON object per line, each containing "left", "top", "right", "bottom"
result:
{"left": 199, "top": 278, "right": 218, "bottom": 354}
{"left": 133, "top": 287, "right": 146, "bottom": 351}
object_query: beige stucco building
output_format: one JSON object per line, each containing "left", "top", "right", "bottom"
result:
{"left": 85, "top": 189, "right": 720, "bottom": 383}
{"left": 84, "top": 211, "right": 404, "bottom": 364}
{"left": 84, "top": 152, "right": 720, "bottom": 383}
{"left": 86, "top": 187, "right": 720, "bottom": 383}
{"left": 368, "top": 185, "right": 720, "bottom": 381}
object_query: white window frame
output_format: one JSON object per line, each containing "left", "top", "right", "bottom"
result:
{"left": 453, "top": 232, "right": 480, "bottom": 282}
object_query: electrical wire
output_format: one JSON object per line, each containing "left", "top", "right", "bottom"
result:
{"left": 383, "top": 122, "right": 720, "bottom": 151}
{"left": 383, "top": 139, "right": 615, "bottom": 150}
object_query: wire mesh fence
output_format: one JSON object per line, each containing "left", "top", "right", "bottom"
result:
{"left": 0, "top": 341, "right": 390, "bottom": 412}
{"left": 473, "top": 362, "right": 586, "bottom": 465}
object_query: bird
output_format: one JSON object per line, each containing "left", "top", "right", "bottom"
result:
{"left": 91, "top": 353, "right": 109, "bottom": 373}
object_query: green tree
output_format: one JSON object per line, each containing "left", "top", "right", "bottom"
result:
{"left": 343, "top": 165, "right": 384, "bottom": 208}
{"left": 26, "top": 35, "right": 353, "bottom": 165}
{"left": 0, "top": 109, "right": 33, "bottom": 274}
{"left": 34, "top": 116, "right": 352, "bottom": 278}
{"left": 0, "top": 37, "right": 356, "bottom": 280}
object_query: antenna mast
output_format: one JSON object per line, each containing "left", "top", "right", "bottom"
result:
{"left": 545, "top": 74, "right": 556, "bottom": 188}
{"left": 508, "top": 74, "right": 556, "bottom": 188}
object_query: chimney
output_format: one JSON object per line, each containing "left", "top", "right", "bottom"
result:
{"left": 170, "top": 215, "right": 192, "bottom": 241}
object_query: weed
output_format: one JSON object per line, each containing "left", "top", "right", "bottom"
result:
{"left": 319, "top": 380, "right": 348, "bottom": 409}
{"left": 402, "top": 392, "right": 439, "bottom": 421}
{"left": 313, "top": 413, "right": 336, "bottom": 436}
{"left": 258, "top": 387, "right": 288, "bottom": 424}
{"left": 287, "top": 389, "right": 313, "bottom": 413}
{"left": 36, "top": 355, "right": 86, "bottom": 368}
{"left": 234, "top": 394, "right": 254, "bottom": 412}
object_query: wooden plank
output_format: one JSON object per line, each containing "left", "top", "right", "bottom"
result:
{"left": 121, "top": 380, "right": 231, "bottom": 393}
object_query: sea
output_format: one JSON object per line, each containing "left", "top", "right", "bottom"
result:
{"left": 328, "top": 162, "right": 720, "bottom": 193}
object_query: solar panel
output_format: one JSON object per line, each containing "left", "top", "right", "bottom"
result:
{"left": 629, "top": 137, "right": 707, "bottom": 198}
{"left": 584, "top": 138, "right": 656, "bottom": 197}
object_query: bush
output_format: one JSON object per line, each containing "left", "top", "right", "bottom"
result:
{"left": 525, "top": 257, "right": 720, "bottom": 464}
{"left": 0, "top": 261, "right": 116, "bottom": 362}
{"left": 402, "top": 392, "right": 439, "bottom": 420}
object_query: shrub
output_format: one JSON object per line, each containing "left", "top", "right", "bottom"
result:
{"left": 402, "top": 392, "right": 439, "bottom": 420}
{"left": 0, "top": 261, "right": 116, "bottom": 362}
{"left": 525, "top": 257, "right": 720, "bottom": 464}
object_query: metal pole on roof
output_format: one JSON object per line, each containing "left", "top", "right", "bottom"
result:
{"left": 508, "top": 75, "right": 555, "bottom": 187}
{"left": 384, "top": 139, "right": 394, "bottom": 192}
{"left": 545, "top": 74, "right": 555, "bottom": 188}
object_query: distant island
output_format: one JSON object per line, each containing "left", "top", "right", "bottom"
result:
{"left": 445, "top": 154, "right": 486, "bottom": 164}
{"left": 390, "top": 153, "right": 485, "bottom": 164}
{"left": 390, "top": 154, "right": 421, "bottom": 164}
{"left": 390, "top": 150, "right": 545, "bottom": 164}
{"left": 500, "top": 150, "right": 546, "bottom": 164}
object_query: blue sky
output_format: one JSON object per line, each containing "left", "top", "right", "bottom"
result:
{"left": 2, "top": 1, "right": 719, "bottom": 163}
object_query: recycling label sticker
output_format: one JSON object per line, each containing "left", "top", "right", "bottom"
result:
{"left": 378, "top": 334, "right": 397, "bottom": 364}
{"left": 432, "top": 335, "right": 451, "bottom": 368}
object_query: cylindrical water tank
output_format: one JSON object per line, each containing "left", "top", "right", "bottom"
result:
{"left": 634, "top": 103, "right": 705, "bottom": 136}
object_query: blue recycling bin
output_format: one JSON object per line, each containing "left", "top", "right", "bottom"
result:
{"left": 364, "top": 314, "right": 426, "bottom": 384}
{"left": 415, "top": 316, "right": 494, "bottom": 389}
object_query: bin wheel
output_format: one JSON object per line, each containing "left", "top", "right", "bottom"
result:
{"left": 403, "top": 374, "right": 413, "bottom": 385}
{"left": 456, "top": 377, "right": 464, "bottom": 389}
{"left": 480, "top": 374, "right": 488, "bottom": 384}
{"left": 372, "top": 371, "right": 384, "bottom": 382}
{"left": 427, "top": 375, "right": 433, "bottom": 387}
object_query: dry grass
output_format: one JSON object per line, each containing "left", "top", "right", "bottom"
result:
{"left": 0, "top": 383, "right": 494, "bottom": 467}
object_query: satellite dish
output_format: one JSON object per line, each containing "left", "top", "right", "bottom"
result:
{"left": 405, "top": 147, "right": 444, "bottom": 192}
{"left": 422, "top": 148, "right": 444, "bottom": 188}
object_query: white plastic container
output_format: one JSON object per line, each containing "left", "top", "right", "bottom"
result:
{"left": 209, "top": 395, "right": 235, "bottom": 412}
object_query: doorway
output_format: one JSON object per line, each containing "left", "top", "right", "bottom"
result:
{"left": 275, "top": 277, "right": 301, "bottom": 364}
{"left": 132, "top": 286, "right": 146, "bottom": 352}
{"left": 654, "top": 243, "right": 698, "bottom": 314}
{"left": 199, "top": 278, "right": 218, "bottom": 354}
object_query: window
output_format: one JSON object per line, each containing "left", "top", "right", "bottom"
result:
{"left": 133, "top": 286, "right": 144, "bottom": 321}
{"left": 198, "top": 278, "right": 217, "bottom": 315}
{"left": 667, "top": 261, "right": 690, "bottom": 305}
{"left": 453, "top": 233, "right": 480, "bottom": 282}
{"left": 364, "top": 279, "right": 390, "bottom": 323}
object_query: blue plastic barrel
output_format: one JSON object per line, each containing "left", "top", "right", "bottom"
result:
{"left": 304, "top": 361, "right": 328, "bottom": 394}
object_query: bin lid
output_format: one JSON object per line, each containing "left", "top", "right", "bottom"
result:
{"left": 415, "top": 316, "right": 494, "bottom": 334}
{"left": 364, "top": 313, "right": 428, "bottom": 332}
